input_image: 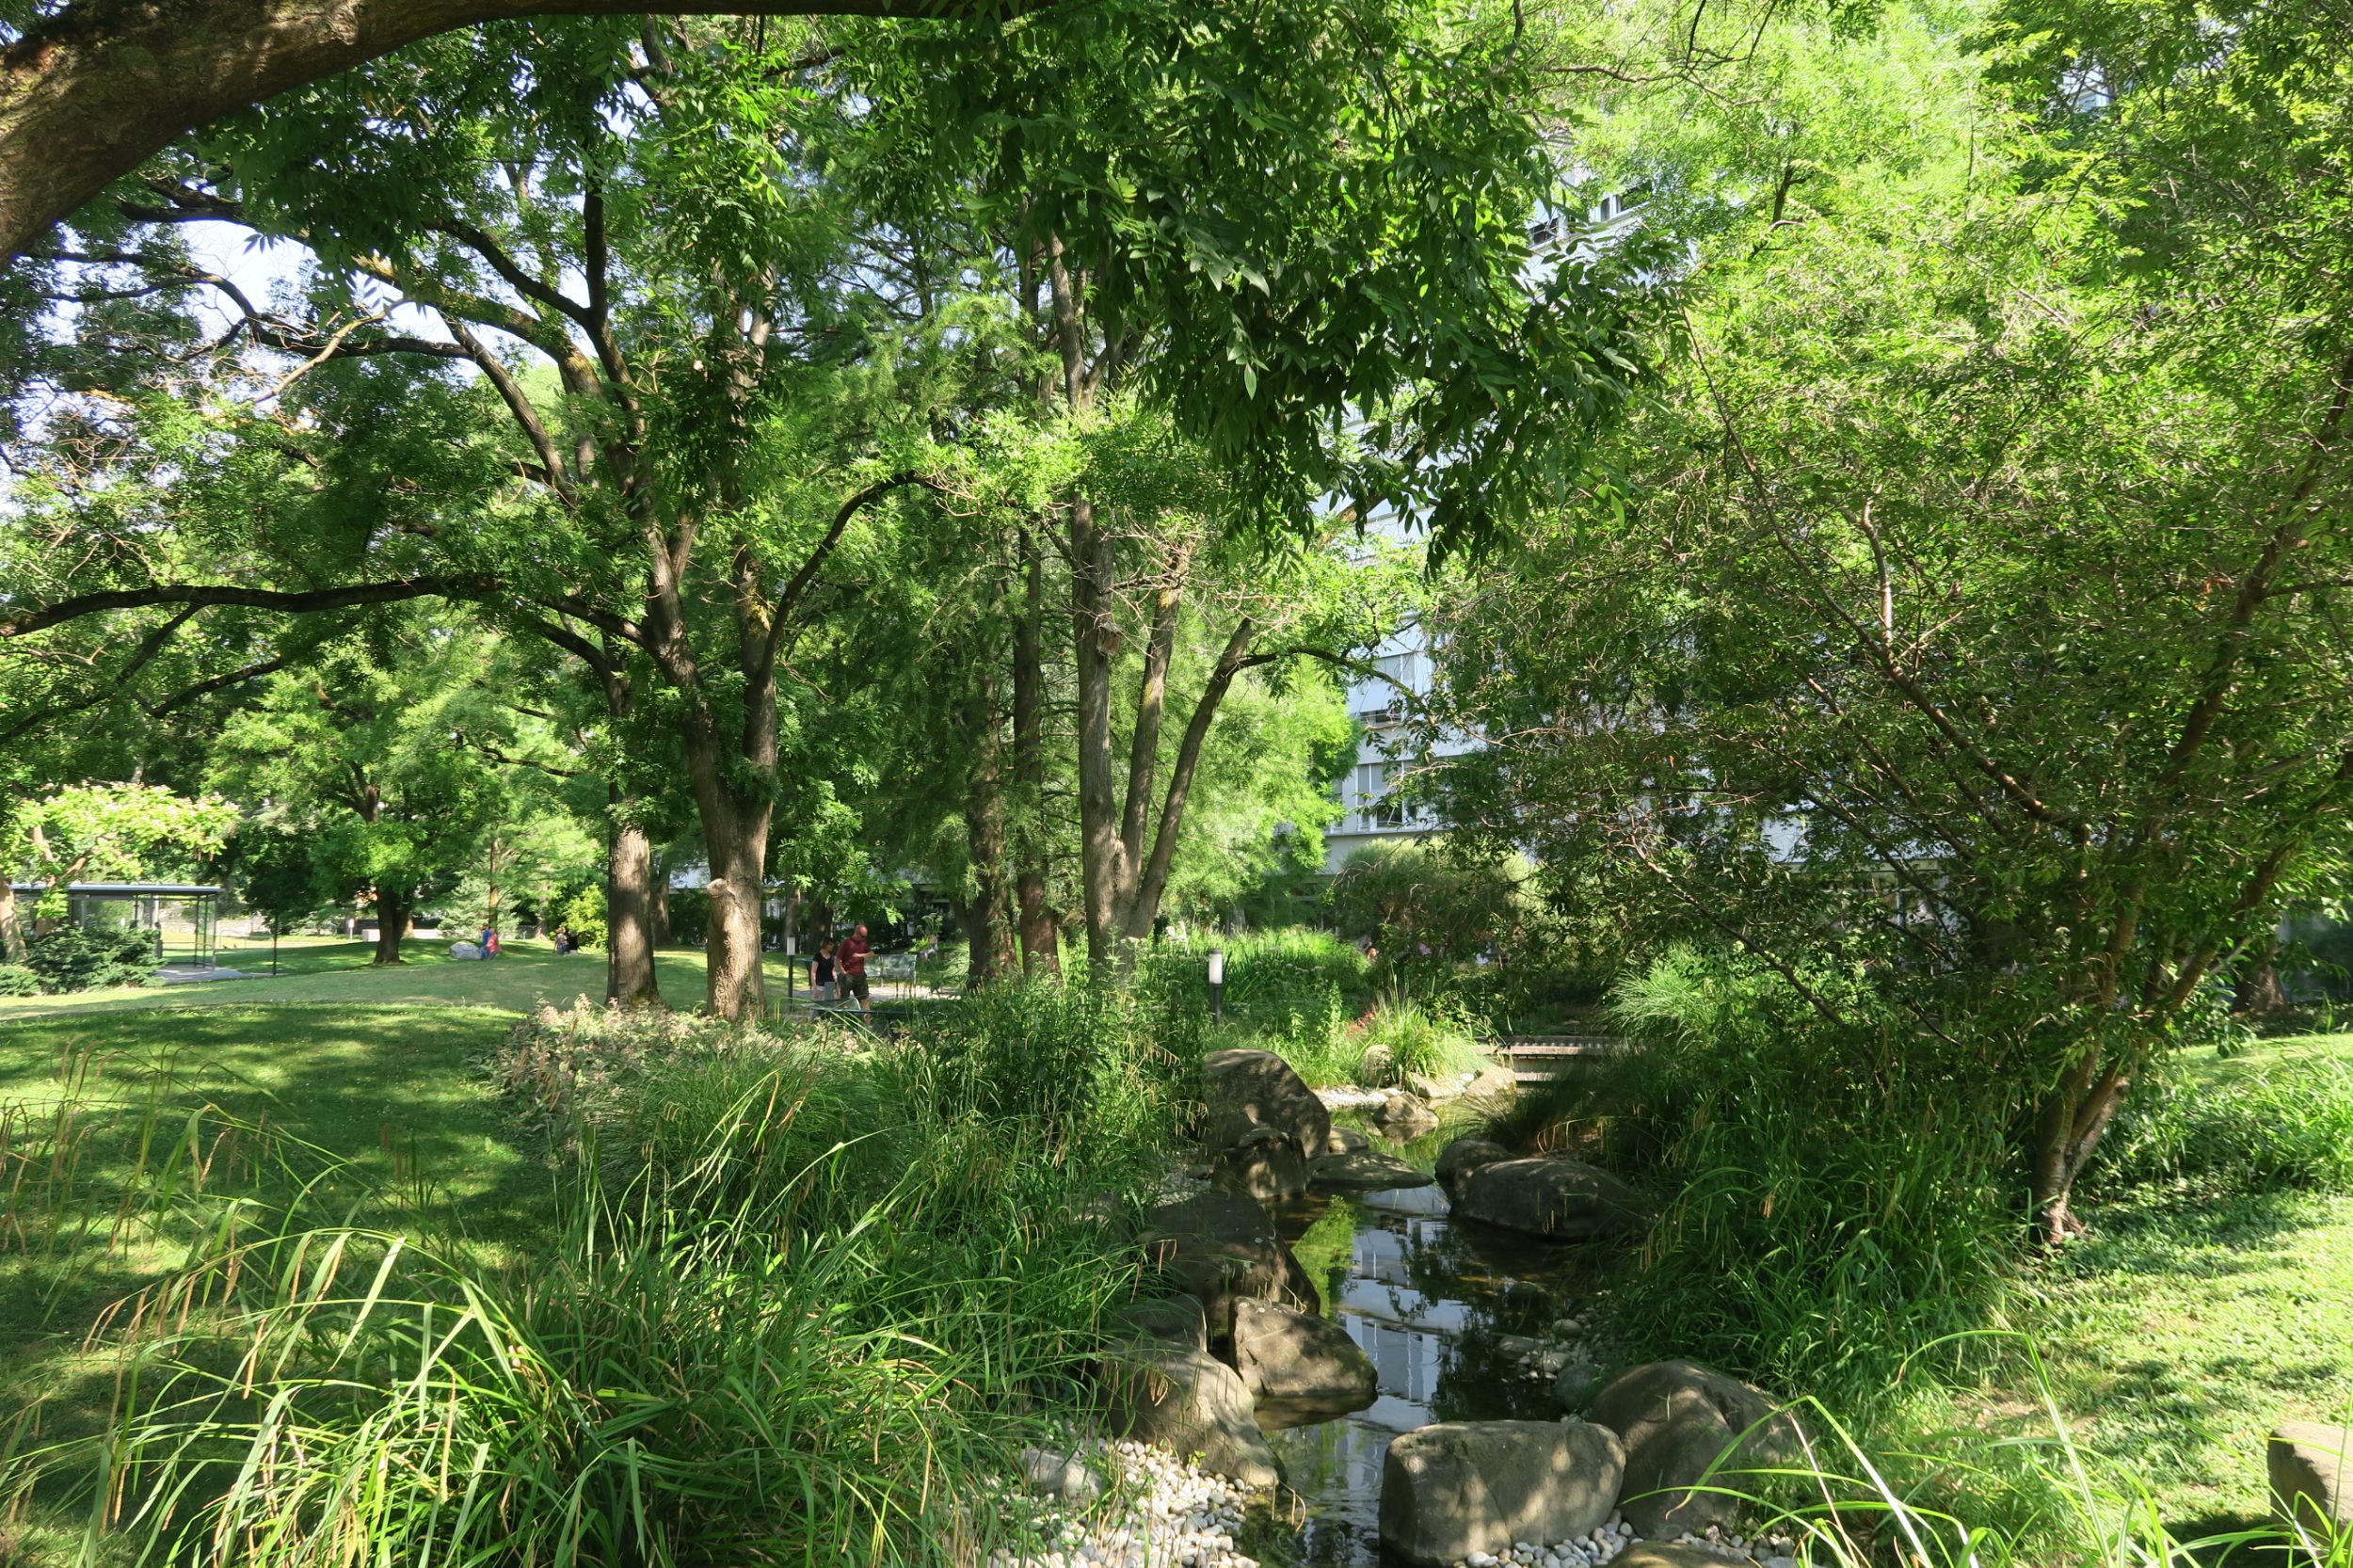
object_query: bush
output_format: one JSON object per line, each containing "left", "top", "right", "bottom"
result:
{"left": 24, "top": 925, "right": 155, "bottom": 992}
{"left": 1501, "top": 945, "right": 2019, "bottom": 1412}
{"left": 83, "top": 992, "right": 1178, "bottom": 1567}
{"left": 558, "top": 882, "right": 608, "bottom": 947}
{"left": 664, "top": 887, "right": 709, "bottom": 945}
{"left": 0, "top": 963, "right": 39, "bottom": 996}
{"left": 2086, "top": 1048, "right": 2353, "bottom": 1200}
{"left": 1353, "top": 993, "right": 1490, "bottom": 1087}
{"left": 913, "top": 976, "right": 1187, "bottom": 1150}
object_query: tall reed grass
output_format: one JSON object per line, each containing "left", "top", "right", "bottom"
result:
{"left": 24, "top": 994, "right": 1184, "bottom": 1566}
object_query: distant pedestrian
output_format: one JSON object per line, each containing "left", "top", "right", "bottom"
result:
{"left": 812, "top": 938, "right": 838, "bottom": 1003}
{"left": 485, "top": 927, "right": 501, "bottom": 959}
{"left": 839, "top": 923, "right": 872, "bottom": 1016}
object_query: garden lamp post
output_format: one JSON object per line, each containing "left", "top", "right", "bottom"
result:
{"left": 1208, "top": 948, "right": 1225, "bottom": 1024}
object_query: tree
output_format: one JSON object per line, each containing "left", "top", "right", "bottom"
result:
{"left": 210, "top": 622, "right": 509, "bottom": 965}
{"left": 0, "top": 781, "right": 237, "bottom": 960}
{"left": 1433, "top": 0, "right": 2353, "bottom": 1240}
{"left": 8, "top": 0, "right": 1661, "bottom": 1012}
{"left": 0, "top": 0, "right": 1038, "bottom": 262}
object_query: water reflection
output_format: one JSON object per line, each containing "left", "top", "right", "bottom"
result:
{"left": 1256, "top": 1149, "right": 1599, "bottom": 1568}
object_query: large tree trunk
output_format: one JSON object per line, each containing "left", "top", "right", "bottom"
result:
{"left": 0, "top": 0, "right": 986, "bottom": 262}
{"left": 961, "top": 670, "right": 1018, "bottom": 985}
{"left": 1120, "top": 620, "right": 1256, "bottom": 942}
{"left": 606, "top": 803, "right": 661, "bottom": 1008}
{"left": 690, "top": 770, "right": 772, "bottom": 1021}
{"left": 1013, "top": 530, "right": 1060, "bottom": 977}
{"left": 2027, "top": 1047, "right": 2132, "bottom": 1246}
{"left": 1069, "top": 496, "right": 1125, "bottom": 967}
{"left": 373, "top": 892, "right": 409, "bottom": 966}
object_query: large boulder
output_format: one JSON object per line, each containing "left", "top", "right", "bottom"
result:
{"left": 1102, "top": 1346, "right": 1280, "bottom": 1487}
{"left": 2271, "top": 1421, "right": 2353, "bottom": 1539}
{"left": 1211, "top": 1124, "right": 1310, "bottom": 1202}
{"left": 1307, "top": 1149, "right": 1433, "bottom": 1192}
{"left": 1325, "top": 1126, "right": 1373, "bottom": 1155}
{"left": 1587, "top": 1361, "right": 1802, "bottom": 1538}
{"left": 1231, "top": 1298, "right": 1378, "bottom": 1407}
{"left": 1462, "top": 1063, "right": 1519, "bottom": 1106}
{"left": 1204, "top": 1048, "right": 1331, "bottom": 1160}
{"left": 1434, "top": 1137, "right": 1513, "bottom": 1198}
{"left": 1110, "top": 1295, "right": 1210, "bottom": 1357}
{"left": 1452, "top": 1157, "right": 1643, "bottom": 1240}
{"left": 1143, "top": 1188, "right": 1318, "bottom": 1335}
{"left": 1375, "top": 1091, "right": 1439, "bottom": 1138}
{"left": 1378, "top": 1419, "right": 1625, "bottom": 1568}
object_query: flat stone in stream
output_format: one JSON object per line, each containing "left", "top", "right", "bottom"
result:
{"left": 1231, "top": 1297, "right": 1379, "bottom": 1406}
{"left": 1452, "top": 1157, "right": 1643, "bottom": 1240}
{"left": 1379, "top": 1419, "right": 1625, "bottom": 1567}
{"left": 1143, "top": 1188, "right": 1318, "bottom": 1334}
{"left": 1435, "top": 1137, "right": 1512, "bottom": 1198}
{"left": 1307, "top": 1148, "right": 1433, "bottom": 1192}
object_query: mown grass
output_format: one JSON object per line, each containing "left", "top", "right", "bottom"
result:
{"left": 0, "top": 964, "right": 1189, "bottom": 1566}
{"left": 2007, "top": 1032, "right": 2353, "bottom": 1526}
{"left": 0, "top": 935, "right": 819, "bottom": 1020}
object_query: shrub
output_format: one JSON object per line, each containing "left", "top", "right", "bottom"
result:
{"left": 2086, "top": 1048, "right": 2353, "bottom": 1200}
{"left": 82, "top": 994, "right": 1173, "bottom": 1566}
{"left": 0, "top": 963, "right": 39, "bottom": 996}
{"left": 1506, "top": 945, "right": 2019, "bottom": 1412}
{"left": 1239, "top": 984, "right": 1362, "bottom": 1087}
{"left": 664, "top": 886, "right": 709, "bottom": 945}
{"left": 1353, "top": 993, "right": 1490, "bottom": 1087}
{"left": 24, "top": 925, "right": 155, "bottom": 992}
{"left": 558, "top": 882, "right": 608, "bottom": 947}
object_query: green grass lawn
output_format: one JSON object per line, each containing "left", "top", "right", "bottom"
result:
{"left": 2016, "top": 1032, "right": 2353, "bottom": 1526}
{"left": 0, "top": 934, "right": 815, "bottom": 1019}
{"left": 0, "top": 938, "right": 783, "bottom": 1560}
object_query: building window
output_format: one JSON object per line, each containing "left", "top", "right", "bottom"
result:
{"left": 1354, "top": 761, "right": 1414, "bottom": 829}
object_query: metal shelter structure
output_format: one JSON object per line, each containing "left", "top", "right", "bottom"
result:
{"left": 9, "top": 882, "right": 221, "bottom": 968}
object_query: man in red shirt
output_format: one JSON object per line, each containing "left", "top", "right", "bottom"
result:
{"left": 838, "top": 923, "right": 872, "bottom": 1016}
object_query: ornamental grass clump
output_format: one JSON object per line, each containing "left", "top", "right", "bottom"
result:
{"left": 61, "top": 992, "right": 1180, "bottom": 1566}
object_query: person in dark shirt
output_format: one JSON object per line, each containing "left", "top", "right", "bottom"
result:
{"left": 811, "top": 938, "right": 838, "bottom": 1003}
{"left": 838, "top": 924, "right": 872, "bottom": 1016}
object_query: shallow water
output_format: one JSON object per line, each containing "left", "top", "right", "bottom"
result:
{"left": 1253, "top": 1128, "right": 1603, "bottom": 1567}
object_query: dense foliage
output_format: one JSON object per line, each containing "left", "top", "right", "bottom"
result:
{"left": 1434, "top": 0, "right": 2353, "bottom": 1237}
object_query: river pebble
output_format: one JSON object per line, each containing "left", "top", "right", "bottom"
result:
{"left": 1449, "top": 1516, "right": 1807, "bottom": 1568}
{"left": 987, "top": 1439, "right": 1257, "bottom": 1568}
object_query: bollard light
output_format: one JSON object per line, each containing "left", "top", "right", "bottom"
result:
{"left": 1208, "top": 947, "right": 1225, "bottom": 1024}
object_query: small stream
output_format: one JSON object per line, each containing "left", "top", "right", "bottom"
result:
{"left": 1249, "top": 1121, "right": 1605, "bottom": 1567}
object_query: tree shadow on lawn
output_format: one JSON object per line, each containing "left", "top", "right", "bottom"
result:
{"left": 2036, "top": 1188, "right": 2353, "bottom": 1532}
{"left": 0, "top": 1005, "right": 565, "bottom": 1507}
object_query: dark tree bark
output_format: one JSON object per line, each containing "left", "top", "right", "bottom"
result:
{"left": 606, "top": 803, "right": 660, "bottom": 1007}
{"left": 1012, "top": 530, "right": 1061, "bottom": 977}
{"left": 373, "top": 892, "right": 409, "bottom": 966}
{"left": 960, "top": 666, "right": 1017, "bottom": 984}
{"left": 0, "top": 0, "right": 1020, "bottom": 262}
